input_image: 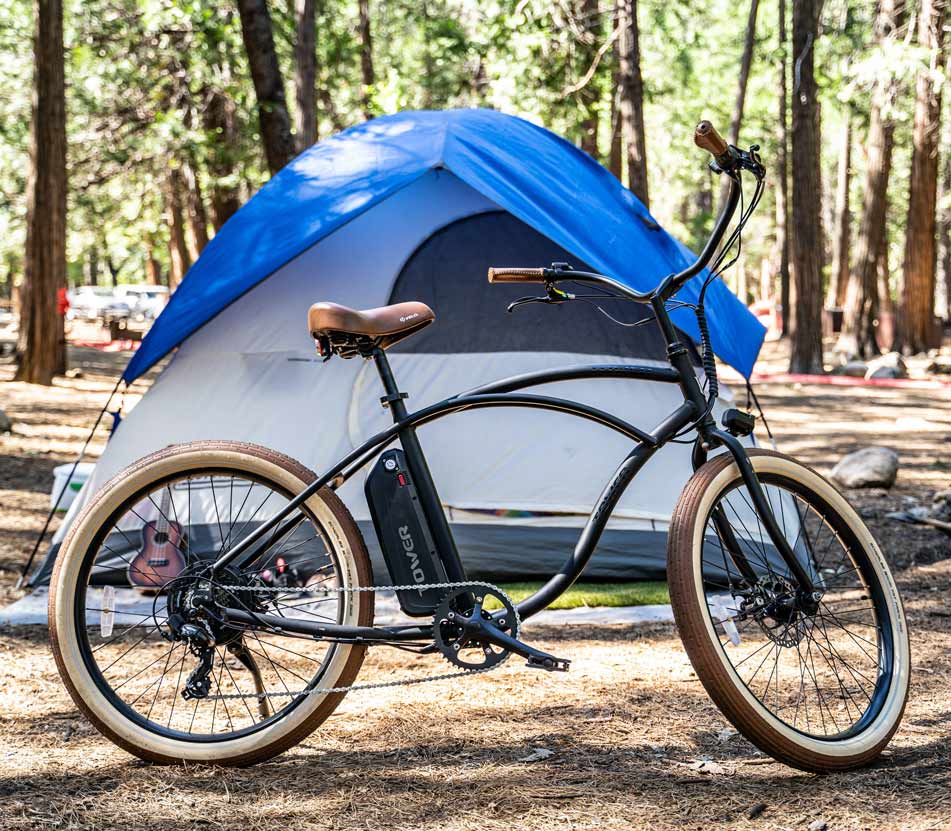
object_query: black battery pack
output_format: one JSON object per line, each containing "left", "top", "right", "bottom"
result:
{"left": 365, "top": 449, "right": 447, "bottom": 616}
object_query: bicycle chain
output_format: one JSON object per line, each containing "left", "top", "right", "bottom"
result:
{"left": 204, "top": 580, "right": 520, "bottom": 701}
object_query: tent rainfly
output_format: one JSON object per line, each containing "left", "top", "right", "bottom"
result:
{"left": 32, "top": 109, "right": 766, "bottom": 587}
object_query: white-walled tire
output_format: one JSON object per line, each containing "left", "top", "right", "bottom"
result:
{"left": 667, "top": 450, "right": 910, "bottom": 772}
{"left": 50, "top": 441, "right": 374, "bottom": 766}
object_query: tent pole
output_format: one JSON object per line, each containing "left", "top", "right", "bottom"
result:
{"left": 16, "top": 375, "right": 124, "bottom": 588}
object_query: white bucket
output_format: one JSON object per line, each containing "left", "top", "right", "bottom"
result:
{"left": 51, "top": 462, "right": 96, "bottom": 512}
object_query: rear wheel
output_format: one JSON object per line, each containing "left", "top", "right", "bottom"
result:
{"left": 50, "top": 441, "right": 374, "bottom": 766}
{"left": 667, "top": 450, "right": 910, "bottom": 772}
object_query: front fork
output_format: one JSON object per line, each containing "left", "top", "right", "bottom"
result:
{"left": 692, "top": 428, "right": 818, "bottom": 605}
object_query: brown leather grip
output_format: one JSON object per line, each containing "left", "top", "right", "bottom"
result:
{"left": 694, "top": 120, "right": 729, "bottom": 158}
{"left": 487, "top": 267, "right": 547, "bottom": 284}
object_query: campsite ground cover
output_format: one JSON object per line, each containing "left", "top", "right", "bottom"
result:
{"left": 0, "top": 340, "right": 950, "bottom": 830}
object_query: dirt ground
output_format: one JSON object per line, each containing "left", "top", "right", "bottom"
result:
{"left": 0, "top": 341, "right": 950, "bottom": 831}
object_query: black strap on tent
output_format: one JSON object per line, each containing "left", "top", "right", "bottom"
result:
{"left": 16, "top": 375, "right": 125, "bottom": 588}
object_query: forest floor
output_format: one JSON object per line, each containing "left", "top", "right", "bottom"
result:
{"left": 0, "top": 338, "right": 950, "bottom": 830}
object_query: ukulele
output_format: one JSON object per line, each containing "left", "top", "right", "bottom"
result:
{"left": 128, "top": 488, "right": 186, "bottom": 589}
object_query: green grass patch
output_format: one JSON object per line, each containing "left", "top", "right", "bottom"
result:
{"left": 486, "top": 581, "right": 669, "bottom": 611}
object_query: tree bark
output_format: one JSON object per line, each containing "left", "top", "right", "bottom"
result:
{"left": 358, "top": 0, "right": 375, "bottom": 119}
{"left": 617, "top": 0, "right": 648, "bottom": 207}
{"left": 718, "top": 0, "right": 760, "bottom": 210}
{"left": 144, "top": 237, "right": 162, "bottom": 287}
{"left": 787, "top": 0, "right": 823, "bottom": 373}
{"left": 294, "top": 0, "right": 318, "bottom": 150}
{"left": 897, "top": 0, "right": 947, "bottom": 353}
{"left": 84, "top": 245, "right": 99, "bottom": 287}
{"left": 938, "top": 146, "right": 951, "bottom": 319}
{"left": 877, "top": 220, "right": 891, "bottom": 317}
{"left": 837, "top": 0, "right": 903, "bottom": 358}
{"left": 577, "top": 0, "right": 601, "bottom": 160}
{"left": 203, "top": 88, "right": 242, "bottom": 230}
{"left": 183, "top": 161, "right": 210, "bottom": 260}
{"left": 827, "top": 115, "right": 852, "bottom": 308}
{"left": 838, "top": 107, "right": 893, "bottom": 357}
{"left": 776, "top": 0, "right": 790, "bottom": 332}
{"left": 164, "top": 167, "right": 192, "bottom": 291}
{"left": 16, "top": 0, "right": 67, "bottom": 384}
{"left": 237, "top": 0, "right": 295, "bottom": 175}
{"left": 608, "top": 6, "right": 622, "bottom": 179}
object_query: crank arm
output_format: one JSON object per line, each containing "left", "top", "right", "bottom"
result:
{"left": 477, "top": 622, "right": 571, "bottom": 672}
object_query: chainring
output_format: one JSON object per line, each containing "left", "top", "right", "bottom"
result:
{"left": 433, "top": 586, "right": 520, "bottom": 670}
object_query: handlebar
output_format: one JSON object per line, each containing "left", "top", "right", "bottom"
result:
{"left": 488, "top": 120, "right": 764, "bottom": 303}
{"left": 694, "top": 120, "right": 734, "bottom": 170}
{"left": 487, "top": 267, "right": 548, "bottom": 284}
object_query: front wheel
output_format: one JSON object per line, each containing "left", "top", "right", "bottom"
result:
{"left": 667, "top": 449, "right": 910, "bottom": 772}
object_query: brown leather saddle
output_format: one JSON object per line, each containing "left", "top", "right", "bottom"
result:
{"left": 308, "top": 300, "right": 434, "bottom": 358}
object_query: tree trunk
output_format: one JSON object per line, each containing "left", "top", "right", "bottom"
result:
{"left": 617, "top": 0, "right": 648, "bottom": 207}
{"left": 877, "top": 220, "right": 892, "bottom": 317}
{"left": 16, "top": 0, "right": 67, "bottom": 384}
{"left": 144, "top": 237, "right": 162, "bottom": 286}
{"left": 897, "top": 0, "right": 947, "bottom": 354}
{"left": 776, "top": 0, "right": 790, "bottom": 334}
{"left": 787, "top": 0, "right": 823, "bottom": 373}
{"left": 358, "top": 0, "right": 375, "bottom": 119}
{"left": 838, "top": 107, "right": 893, "bottom": 357}
{"left": 609, "top": 91, "right": 622, "bottom": 178}
{"left": 718, "top": 0, "right": 760, "bottom": 210}
{"left": 294, "top": 0, "right": 317, "bottom": 150}
{"left": 165, "top": 168, "right": 191, "bottom": 291}
{"left": 577, "top": 0, "right": 601, "bottom": 159}
{"left": 938, "top": 147, "right": 951, "bottom": 319}
{"left": 826, "top": 116, "right": 852, "bottom": 308}
{"left": 608, "top": 6, "right": 622, "bottom": 180}
{"left": 183, "top": 161, "right": 210, "bottom": 260}
{"left": 203, "top": 89, "right": 242, "bottom": 230}
{"left": 84, "top": 245, "right": 99, "bottom": 287}
{"left": 237, "top": 0, "right": 295, "bottom": 175}
{"left": 837, "top": 0, "right": 903, "bottom": 358}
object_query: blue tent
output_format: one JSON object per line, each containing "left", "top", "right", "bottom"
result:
{"left": 126, "top": 109, "right": 764, "bottom": 382}
{"left": 35, "top": 108, "right": 769, "bottom": 588}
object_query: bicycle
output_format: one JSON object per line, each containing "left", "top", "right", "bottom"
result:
{"left": 49, "top": 121, "right": 910, "bottom": 771}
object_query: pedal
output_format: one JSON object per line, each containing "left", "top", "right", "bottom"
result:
{"left": 526, "top": 654, "right": 571, "bottom": 672}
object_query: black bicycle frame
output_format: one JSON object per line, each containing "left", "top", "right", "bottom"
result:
{"left": 210, "top": 170, "right": 814, "bottom": 643}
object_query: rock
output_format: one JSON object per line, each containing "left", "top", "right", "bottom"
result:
{"left": 886, "top": 506, "right": 929, "bottom": 522}
{"left": 932, "top": 490, "right": 951, "bottom": 523}
{"left": 927, "top": 357, "right": 951, "bottom": 374}
{"left": 834, "top": 360, "right": 868, "bottom": 377}
{"left": 517, "top": 747, "right": 554, "bottom": 763}
{"left": 746, "top": 803, "right": 768, "bottom": 820}
{"left": 0, "top": 408, "right": 11, "bottom": 434}
{"left": 808, "top": 821, "right": 828, "bottom": 831}
{"left": 830, "top": 447, "right": 899, "bottom": 489}
{"left": 865, "top": 351, "right": 907, "bottom": 380}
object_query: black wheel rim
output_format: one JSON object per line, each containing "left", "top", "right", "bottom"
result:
{"left": 699, "top": 472, "right": 894, "bottom": 741}
{"left": 73, "top": 468, "right": 350, "bottom": 743}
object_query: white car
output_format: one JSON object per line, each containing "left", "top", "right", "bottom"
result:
{"left": 67, "top": 287, "right": 131, "bottom": 322}
{"left": 114, "top": 285, "right": 169, "bottom": 321}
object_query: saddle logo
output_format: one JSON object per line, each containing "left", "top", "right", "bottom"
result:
{"left": 399, "top": 525, "right": 427, "bottom": 594}
{"left": 399, "top": 313, "right": 419, "bottom": 323}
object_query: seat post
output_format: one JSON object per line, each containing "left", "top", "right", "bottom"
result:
{"left": 372, "top": 347, "right": 410, "bottom": 421}
{"left": 370, "top": 348, "right": 468, "bottom": 583}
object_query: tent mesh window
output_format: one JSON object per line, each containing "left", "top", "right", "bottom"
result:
{"left": 389, "top": 211, "right": 699, "bottom": 363}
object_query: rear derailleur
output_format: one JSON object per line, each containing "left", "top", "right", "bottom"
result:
{"left": 433, "top": 586, "right": 570, "bottom": 672}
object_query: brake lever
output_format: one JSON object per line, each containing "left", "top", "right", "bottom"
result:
{"left": 506, "top": 283, "right": 574, "bottom": 314}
